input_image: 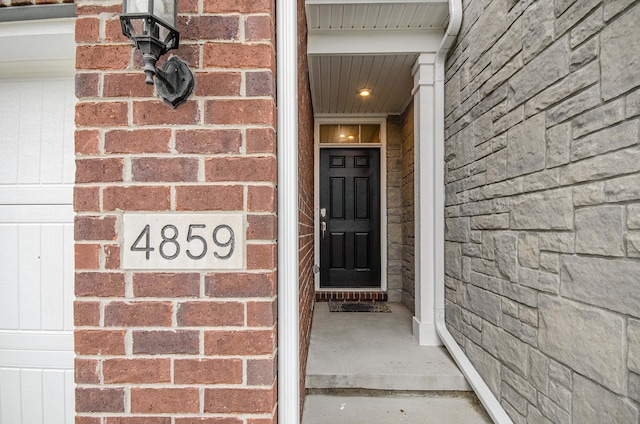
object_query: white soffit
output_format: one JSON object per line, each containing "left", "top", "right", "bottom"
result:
{"left": 306, "top": 0, "right": 448, "bottom": 29}
{"left": 310, "top": 54, "right": 417, "bottom": 114}
{"left": 0, "top": 18, "right": 75, "bottom": 78}
{"left": 306, "top": 0, "right": 448, "bottom": 115}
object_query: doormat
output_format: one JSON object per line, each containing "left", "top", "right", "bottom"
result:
{"left": 328, "top": 301, "right": 391, "bottom": 313}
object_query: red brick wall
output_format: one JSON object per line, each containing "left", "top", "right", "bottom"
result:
{"left": 297, "top": 0, "right": 316, "bottom": 412}
{"left": 74, "top": 0, "right": 278, "bottom": 422}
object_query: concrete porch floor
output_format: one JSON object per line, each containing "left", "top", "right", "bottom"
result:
{"left": 302, "top": 302, "right": 492, "bottom": 423}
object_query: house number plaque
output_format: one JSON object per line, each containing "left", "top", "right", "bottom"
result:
{"left": 122, "top": 213, "right": 244, "bottom": 270}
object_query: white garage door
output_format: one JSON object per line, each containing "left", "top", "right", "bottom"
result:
{"left": 0, "top": 18, "right": 76, "bottom": 424}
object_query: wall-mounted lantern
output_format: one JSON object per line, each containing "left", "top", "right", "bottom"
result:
{"left": 120, "top": 0, "right": 194, "bottom": 108}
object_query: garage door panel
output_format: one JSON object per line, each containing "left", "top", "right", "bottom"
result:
{"left": 0, "top": 349, "right": 74, "bottom": 369}
{"left": 0, "top": 226, "right": 19, "bottom": 330}
{"left": 0, "top": 186, "right": 73, "bottom": 205}
{"left": 22, "top": 369, "right": 44, "bottom": 423}
{"left": 1, "top": 24, "right": 75, "bottom": 422}
{"left": 0, "top": 223, "right": 73, "bottom": 331}
{"left": 0, "top": 205, "right": 74, "bottom": 222}
{"left": 19, "top": 225, "right": 42, "bottom": 330}
{"left": 0, "top": 332, "right": 73, "bottom": 351}
{"left": 0, "top": 83, "right": 20, "bottom": 184}
{"left": 0, "top": 79, "right": 74, "bottom": 186}
{"left": 41, "top": 81, "right": 75, "bottom": 184}
{"left": 42, "top": 224, "right": 73, "bottom": 331}
{"left": 17, "top": 83, "right": 44, "bottom": 184}
{"left": 0, "top": 368, "right": 22, "bottom": 423}
{"left": 0, "top": 368, "right": 74, "bottom": 424}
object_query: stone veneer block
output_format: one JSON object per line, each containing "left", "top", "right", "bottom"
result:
{"left": 529, "top": 349, "right": 549, "bottom": 394}
{"left": 465, "top": 341, "right": 501, "bottom": 395}
{"left": 511, "top": 188, "right": 573, "bottom": 230}
{"left": 494, "top": 232, "right": 517, "bottom": 281}
{"left": 628, "top": 319, "right": 640, "bottom": 374}
{"left": 575, "top": 205, "right": 625, "bottom": 256}
{"left": 506, "top": 113, "right": 546, "bottom": 178}
{"left": 546, "top": 123, "right": 571, "bottom": 168}
{"left": 445, "top": 242, "right": 462, "bottom": 279}
{"left": 630, "top": 373, "right": 640, "bottom": 404}
{"left": 517, "top": 232, "right": 539, "bottom": 268}
{"left": 627, "top": 233, "right": 640, "bottom": 257}
{"left": 604, "top": 173, "right": 640, "bottom": 203}
{"left": 445, "top": 217, "right": 470, "bottom": 242}
{"left": 560, "top": 255, "right": 640, "bottom": 318}
{"left": 571, "top": 119, "right": 638, "bottom": 161}
{"left": 601, "top": 3, "right": 640, "bottom": 100}
{"left": 538, "top": 294, "right": 626, "bottom": 394}
{"left": 573, "top": 375, "right": 639, "bottom": 423}
{"left": 561, "top": 146, "right": 640, "bottom": 185}
{"left": 481, "top": 322, "right": 528, "bottom": 376}
{"left": 508, "top": 37, "right": 570, "bottom": 107}
{"left": 522, "top": 0, "right": 554, "bottom": 61}
{"left": 628, "top": 204, "right": 640, "bottom": 229}
{"left": 467, "top": 285, "right": 502, "bottom": 325}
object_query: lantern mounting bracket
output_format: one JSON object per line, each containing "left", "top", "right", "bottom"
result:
{"left": 153, "top": 56, "right": 195, "bottom": 109}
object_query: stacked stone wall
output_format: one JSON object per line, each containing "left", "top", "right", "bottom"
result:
{"left": 444, "top": 0, "right": 640, "bottom": 422}
{"left": 387, "top": 116, "right": 404, "bottom": 302}
{"left": 74, "top": 0, "right": 278, "bottom": 422}
{"left": 401, "top": 104, "right": 416, "bottom": 312}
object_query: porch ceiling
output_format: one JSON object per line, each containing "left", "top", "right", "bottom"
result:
{"left": 306, "top": 0, "right": 449, "bottom": 116}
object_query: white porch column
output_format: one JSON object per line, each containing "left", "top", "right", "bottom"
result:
{"left": 412, "top": 53, "right": 443, "bottom": 346}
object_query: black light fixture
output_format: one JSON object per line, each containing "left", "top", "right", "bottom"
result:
{"left": 120, "top": 0, "right": 194, "bottom": 108}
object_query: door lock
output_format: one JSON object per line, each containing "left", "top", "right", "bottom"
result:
{"left": 321, "top": 221, "right": 327, "bottom": 239}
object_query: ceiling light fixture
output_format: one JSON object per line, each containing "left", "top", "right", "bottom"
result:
{"left": 358, "top": 88, "right": 371, "bottom": 97}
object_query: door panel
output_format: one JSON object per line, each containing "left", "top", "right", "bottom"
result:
{"left": 320, "top": 148, "right": 381, "bottom": 288}
{"left": 0, "top": 78, "right": 75, "bottom": 423}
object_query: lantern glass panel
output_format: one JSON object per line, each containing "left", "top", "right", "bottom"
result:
{"left": 125, "top": 0, "right": 151, "bottom": 13}
{"left": 154, "top": 0, "right": 176, "bottom": 27}
{"left": 125, "top": 16, "right": 147, "bottom": 37}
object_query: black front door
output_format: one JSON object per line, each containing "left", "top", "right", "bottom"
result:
{"left": 319, "top": 148, "right": 381, "bottom": 288}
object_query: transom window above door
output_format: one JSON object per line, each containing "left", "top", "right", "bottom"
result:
{"left": 319, "top": 124, "right": 380, "bottom": 144}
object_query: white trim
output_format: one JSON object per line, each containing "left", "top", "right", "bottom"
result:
{"left": 308, "top": 28, "right": 443, "bottom": 55}
{"left": 307, "top": 0, "right": 446, "bottom": 5}
{"left": 0, "top": 4, "right": 76, "bottom": 22}
{"left": 0, "top": 18, "right": 75, "bottom": 78}
{"left": 276, "top": 0, "right": 299, "bottom": 422}
{"left": 314, "top": 113, "right": 388, "bottom": 119}
{"left": 314, "top": 117, "right": 387, "bottom": 293}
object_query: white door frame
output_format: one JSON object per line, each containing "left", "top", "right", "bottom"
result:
{"left": 314, "top": 116, "right": 388, "bottom": 293}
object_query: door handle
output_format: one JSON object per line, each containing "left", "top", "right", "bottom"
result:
{"left": 321, "top": 221, "right": 327, "bottom": 239}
